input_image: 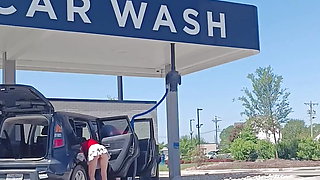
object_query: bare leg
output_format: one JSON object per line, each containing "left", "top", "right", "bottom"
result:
{"left": 99, "top": 153, "right": 109, "bottom": 180}
{"left": 88, "top": 156, "right": 99, "bottom": 180}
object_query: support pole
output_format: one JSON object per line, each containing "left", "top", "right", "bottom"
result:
{"left": 190, "top": 119, "right": 195, "bottom": 141}
{"left": 197, "top": 109, "right": 201, "bottom": 145}
{"left": 212, "top": 116, "right": 222, "bottom": 144}
{"left": 166, "top": 43, "right": 181, "bottom": 180}
{"left": 2, "top": 52, "right": 16, "bottom": 84}
{"left": 117, "top": 76, "right": 124, "bottom": 101}
{"left": 305, "top": 101, "right": 318, "bottom": 138}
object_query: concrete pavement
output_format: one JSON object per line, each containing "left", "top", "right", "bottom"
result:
{"left": 159, "top": 166, "right": 320, "bottom": 180}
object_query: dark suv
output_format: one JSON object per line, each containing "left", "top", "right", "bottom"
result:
{"left": 0, "top": 85, "right": 159, "bottom": 180}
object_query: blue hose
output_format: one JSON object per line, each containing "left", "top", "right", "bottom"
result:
{"left": 130, "top": 88, "right": 169, "bottom": 129}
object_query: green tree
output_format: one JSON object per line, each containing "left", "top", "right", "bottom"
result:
{"left": 219, "top": 125, "right": 234, "bottom": 152}
{"left": 256, "top": 140, "right": 275, "bottom": 159}
{"left": 158, "top": 142, "right": 167, "bottom": 151}
{"left": 277, "top": 139, "right": 299, "bottom": 159}
{"left": 238, "top": 124, "right": 257, "bottom": 142}
{"left": 278, "top": 119, "right": 308, "bottom": 159}
{"left": 230, "top": 138, "right": 257, "bottom": 161}
{"left": 239, "top": 66, "right": 292, "bottom": 158}
{"left": 180, "top": 135, "right": 196, "bottom": 160}
{"left": 230, "top": 125, "right": 259, "bottom": 161}
{"left": 297, "top": 138, "right": 320, "bottom": 160}
{"left": 229, "top": 123, "right": 245, "bottom": 142}
{"left": 282, "top": 119, "right": 309, "bottom": 140}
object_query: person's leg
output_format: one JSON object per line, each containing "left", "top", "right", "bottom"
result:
{"left": 99, "top": 153, "right": 109, "bottom": 180}
{"left": 88, "top": 156, "right": 99, "bottom": 180}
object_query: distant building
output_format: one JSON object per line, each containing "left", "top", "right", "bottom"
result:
{"left": 199, "top": 143, "right": 219, "bottom": 154}
{"left": 256, "top": 130, "right": 281, "bottom": 144}
{"left": 314, "top": 134, "right": 320, "bottom": 141}
{"left": 233, "top": 122, "right": 281, "bottom": 144}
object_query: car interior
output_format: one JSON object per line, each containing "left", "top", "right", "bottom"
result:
{"left": 0, "top": 115, "right": 49, "bottom": 159}
{"left": 68, "top": 118, "right": 92, "bottom": 143}
{"left": 134, "top": 119, "right": 155, "bottom": 174}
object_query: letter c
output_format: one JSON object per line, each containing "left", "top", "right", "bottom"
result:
{"left": 0, "top": 5, "right": 17, "bottom": 15}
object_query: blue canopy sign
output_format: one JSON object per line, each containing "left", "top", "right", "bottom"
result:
{"left": 0, "top": 0, "right": 259, "bottom": 50}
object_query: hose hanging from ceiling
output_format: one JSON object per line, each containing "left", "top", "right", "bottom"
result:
{"left": 130, "top": 87, "right": 169, "bottom": 129}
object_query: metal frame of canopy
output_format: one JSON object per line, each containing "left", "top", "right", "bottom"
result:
{"left": 0, "top": 0, "right": 259, "bottom": 179}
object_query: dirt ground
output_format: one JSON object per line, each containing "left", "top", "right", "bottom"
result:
{"left": 187, "top": 159, "right": 320, "bottom": 170}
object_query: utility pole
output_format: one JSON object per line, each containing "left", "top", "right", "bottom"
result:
{"left": 212, "top": 116, "right": 222, "bottom": 144}
{"left": 196, "top": 108, "right": 203, "bottom": 146}
{"left": 189, "top": 119, "right": 195, "bottom": 141}
{"left": 304, "top": 101, "right": 318, "bottom": 138}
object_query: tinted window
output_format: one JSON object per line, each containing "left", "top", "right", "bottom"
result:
{"left": 99, "top": 118, "right": 130, "bottom": 139}
{"left": 69, "top": 119, "right": 91, "bottom": 140}
{"left": 134, "top": 121, "right": 151, "bottom": 140}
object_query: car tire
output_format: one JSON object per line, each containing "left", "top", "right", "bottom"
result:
{"left": 70, "top": 165, "right": 88, "bottom": 180}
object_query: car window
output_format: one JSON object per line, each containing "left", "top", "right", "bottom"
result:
{"left": 91, "top": 121, "right": 98, "bottom": 139}
{"left": 0, "top": 115, "right": 49, "bottom": 158}
{"left": 78, "top": 122, "right": 91, "bottom": 140}
{"left": 99, "top": 118, "right": 131, "bottom": 139}
{"left": 0, "top": 116, "right": 48, "bottom": 145}
{"left": 134, "top": 120, "right": 151, "bottom": 140}
{"left": 12, "top": 124, "right": 39, "bottom": 144}
{"left": 69, "top": 118, "right": 91, "bottom": 140}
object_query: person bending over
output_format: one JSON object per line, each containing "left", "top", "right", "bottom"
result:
{"left": 81, "top": 139, "right": 110, "bottom": 180}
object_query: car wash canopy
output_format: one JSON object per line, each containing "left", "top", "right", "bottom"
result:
{"left": 0, "top": 1, "right": 259, "bottom": 179}
{"left": 0, "top": 0, "right": 259, "bottom": 77}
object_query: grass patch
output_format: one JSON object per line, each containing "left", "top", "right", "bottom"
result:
{"left": 159, "top": 163, "right": 197, "bottom": 171}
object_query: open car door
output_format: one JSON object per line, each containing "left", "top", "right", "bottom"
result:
{"left": 96, "top": 116, "right": 139, "bottom": 178}
{"left": 134, "top": 118, "right": 159, "bottom": 179}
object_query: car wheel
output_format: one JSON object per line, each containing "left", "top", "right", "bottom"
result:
{"left": 70, "top": 165, "right": 88, "bottom": 180}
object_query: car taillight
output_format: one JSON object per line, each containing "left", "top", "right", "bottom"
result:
{"left": 53, "top": 139, "right": 64, "bottom": 148}
{"left": 53, "top": 124, "right": 64, "bottom": 148}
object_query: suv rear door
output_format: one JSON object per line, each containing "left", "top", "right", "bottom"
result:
{"left": 0, "top": 84, "right": 54, "bottom": 115}
{"left": 96, "top": 116, "right": 139, "bottom": 178}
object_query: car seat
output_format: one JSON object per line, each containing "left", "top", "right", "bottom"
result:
{"left": 36, "top": 126, "right": 48, "bottom": 157}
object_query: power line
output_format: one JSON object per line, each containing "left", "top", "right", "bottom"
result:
{"left": 304, "top": 101, "right": 318, "bottom": 138}
{"left": 200, "top": 130, "right": 215, "bottom": 135}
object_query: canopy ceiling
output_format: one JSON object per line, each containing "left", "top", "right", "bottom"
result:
{"left": 0, "top": 25, "right": 258, "bottom": 77}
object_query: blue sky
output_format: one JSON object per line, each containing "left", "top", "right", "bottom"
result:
{"left": 3, "top": 0, "right": 320, "bottom": 143}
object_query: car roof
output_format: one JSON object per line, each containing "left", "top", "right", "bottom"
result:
{"left": 56, "top": 111, "right": 97, "bottom": 121}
